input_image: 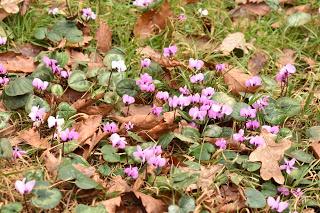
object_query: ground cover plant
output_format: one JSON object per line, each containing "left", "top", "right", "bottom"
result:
{"left": 0, "top": 0, "right": 320, "bottom": 212}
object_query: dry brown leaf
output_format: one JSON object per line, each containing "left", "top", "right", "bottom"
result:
{"left": 301, "top": 56, "right": 316, "bottom": 70}
{"left": 67, "top": 36, "right": 93, "bottom": 48}
{"left": 113, "top": 114, "right": 162, "bottom": 131}
{"left": 95, "top": 20, "right": 112, "bottom": 53}
{"left": 223, "top": 67, "right": 260, "bottom": 94}
{"left": 277, "top": 48, "right": 296, "bottom": 68}
{"left": 73, "top": 163, "right": 96, "bottom": 177}
{"left": 1, "top": 0, "right": 23, "bottom": 14}
{"left": 216, "top": 32, "right": 253, "bottom": 55}
{"left": 107, "top": 176, "right": 130, "bottom": 193}
{"left": 125, "top": 104, "right": 152, "bottom": 116}
{"left": 100, "top": 196, "right": 122, "bottom": 213}
{"left": 311, "top": 141, "right": 320, "bottom": 159}
{"left": 20, "top": 0, "right": 30, "bottom": 15}
{"left": 42, "top": 151, "right": 61, "bottom": 176}
{"left": 173, "top": 32, "right": 215, "bottom": 53}
{"left": 134, "top": 0, "right": 172, "bottom": 39}
{"left": 133, "top": 191, "right": 166, "bottom": 213}
{"left": 183, "top": 0, "right": 199, "bottom": 4}
{"left": 248, "top": 51, "right": 268, "bottom": 75}
{"left": 78, "top": 104, "right": 113, "bottom": 116}
{"left": 67, "top": 50, "right": 90, "bottom": 68}
{"left": 235, "top": 0, "right": 264, "bottom": 4}
{"left": 82, "top": 129, "right": 107, "bottom": 159}
{"left": 0, "top": 9, "right": 9, "bottom": 20}
{"left": 14, "top": 43, "right": 44, "bottom": 57}
{"left": 249, "top": 130, "right": 292, "bottom": 184}
{"left": 286, "top": 4, "right": 311, "bottom": 15}
{"left": 137, "top": 46, "right": 182, "bottom": 68}
{"left": 0, "top": 52, "right": 36, "bottom": 73}
{"left": 73, "top": 115, "right": 102, "bottom": 145}
{"left": 230, "top": 3, "right": 271, "bottom": 18}
{"left": 15, "top": 128, "right": 50, "bottom": 149}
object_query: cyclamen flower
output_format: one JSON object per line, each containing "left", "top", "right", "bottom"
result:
{"left": 201, "top": 87, "right": 215, "bottom": 98}
{"left": 47, "top": 116, "right": 64, "bottom": 129}
{"left": 0, "top": 77, "right": 9, "bottom": 86}
{"left": 141, "top": 58, "right": 151, "bottom": 68}
{"left": 111, "top": 60, "right": 127, "bottom": 72}
{"left": 291, "top": 188, "right": 303, "bottom": 197}
{"left": 133, "top": 145, "right": 163, "bottom": 165}
{"left": 43, "top": 56, "right": 58, "bottom": 68}
{"left": 163, "top": 45, "right": 178, "bottom": 57}
{"left": 208, "top": 103, "right": 233, "bottom": 119}
{"left": 82, "top": 8, "right": 96, "bottom": 21}
{"left": 246, "top": 120, "right": 260, "bottom": 130}
{"left": 179, "top": 86, "right": 190, "bottom": 95}
{"left": 156, "top": 91, "right": 169, "bottom": 101}
{"left": 59, "top": 128, "right": 79, "bottom": 142}
{"left": 109, "top": 133, "right": 127, "bottom": 149}
{"left": 60, "top": 70, "right": 71, "bottom": 79}
{"left": 198, "top": 8, "right": 208, "bottom": 16}
{"left": 124, "top": 166, "right": 139, "bottom": 179}
{"left": 133, "top": 0, "right": 153, "bottom": 7}
{"left": 103, "top": 122, "right": 118, "bottom": 134}
{"left": 48, "top": 7, "right": 59, "bottom": 15}
{"left": 189, "top": 58, "right": 204, "bottom": 70}
{"left": 32, "top": 78, "right": 49, "bottom": 91}
{"left": 124, "top": 121, "right": 134, "bottom": 131}
{"left": 136, "top": 73, "right": 155, "bottom": 92}
{"left": 280, "top": 158, "right": 296, "bottom": 174}
{"left": 190, "top": 73, "right": 204, "bottom": 83}
{"left": 245, "top": 76, "right": 262, "bottom": 87}
{"left": 233, "top": 129, "right": 245, "bottom": 142}
{"left": 267, "top": 197, "right": 289, "bottom": 213}
{"left": 277, "top": 186, "right": 290, "bottom": 196}
{"left": 0, "top": 36, "right": 7, "bottom": 45}
{"left": 215, "top": 138, "right": 227, "bottom": 150}
{"left": 215, "top": 63, "right": 225, "bottom": 72}
{"left": 168, "top": 95, "right": 190, "bottom": 109}
{"left": 262, "top": 125, "right": 279, "bottom": 134}
{"left": 12, "top": 147, "right": 26, "bottom": 159}
{"left": 252, "top": 96, "right": 269, "bottom": 110}
{"left": 0, "top": 64, "right": 7, "bottom": 74}
{"left": 240, "top": 107, "right": 256, "bottom": 118}
{"left": 151, "top": 105, "right": 163, "bottom": 116}
{"left": 178, "top": 13, "right": 187, "bottom": 22}
{"left": 189, "top": 106, "right": 207, "bottom": 121}
{"left": 122, "top": 95, "right": 135, "bottom": 105}
{"left": 276, "top": 64, "right": 296, "bottom": 83}
{"left": 249, "top": 135, "right": 265, "bottom": 147}
{"left": 28, "top": 106, "right": 46, "bottom": 127}
{"left": 15, "top": 178, "right": 36, "bottom": 195}
{"left": 148, "top": 155, "right": 166, "bottom": 168}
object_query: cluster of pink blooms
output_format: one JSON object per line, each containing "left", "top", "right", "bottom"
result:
{"left": 267, "top": 196, "right": 289, "bottom": 213}
{"left": 28, "top": 106, "right": 46, "bottom": 127}
{"left": 280, "top": 158, "right": 296, "bottom": 174}
{"left": 163, "top": 45, "right": 178, "bottom": 57}
{"left": 12, "top": 147, "right": 26, "bottom": 159}
{"left": 278, "top": 186, "right": 303, "bottom": 197}
{"left": 133, "top": 0, "right": 154, "bottom": 7}
{"left": 59, "top": 128, "right": 79, "bottom": 142}
{"left": 0, "top": 64, "right": 9, "bottom": 86}
{"left": 109, "top": 133, "right": 127, "bottom": 149}
{"left": 81, "top": 8, "right": 96, "bottom": 21}
{"left": 103, "top": 122, "right": 118, "bottom": 134}
{"left": 190, "top": 73, "right": 204, "bottom": 83}
{"left": 133, "top": 145, "right": 166, "bottom": 168}
{"left": 151, "top": 105, "right": 163, "bottom": 116}
{"left": 276, "top": 64, "right": 296, "bottom": 83}
{"left": 252, "top": 96, "right": 269, "bottom": 111}
{"left": 43, "top": 56, "right": 70, "bottom": 78}
{"left": 32, "top": 78, "right": 49, "bottom": 91}
{"left": 245, "top": 76, "right": 262, "bottom": 87}
{"left": 215, "top": 138, "right": 227, "bottom": 150}
{"left": 124, "top": 165, "right": 139, "bottom": 179}
{"left": 136, "top": 73, "right": 155, "bottom": 92}
{"left": 178, "top": 13, "right": 187, "bottom": 22}
{"left": 124, "top": 121, "right": 134, "bottom": 131}
{"left": 215, "top": 63, "right": 226, "bottom": 72}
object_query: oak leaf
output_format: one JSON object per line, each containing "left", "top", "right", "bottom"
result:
{"left": 249, "top": 130, "right": 292, "bottom": 184}
{"left": 95, "top": 20, "right": 112, "bottom": 53}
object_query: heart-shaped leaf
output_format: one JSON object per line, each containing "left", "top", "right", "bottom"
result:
{"left": 287, "top": 12, "right": 312, "bottom": 27}
{"left": 3, "top": 93, "right": 32, "bottom": 110}
{"left": 103, "top": 48, "right": 125, "bottom": 70}
{"left": 25, "top": 95, "right": 50, "bottom": 113}
{"left": 245, "top": 188, "right": 266, "bottom": 208}
{"left": 0, "top": 202, "right": 23, "bottom": 213}
{"left": 0, "top": 138, "right": 12, "bottom": 159}
{"left": 101, "top": 145, "right": 121, "bottom": 162}
{"left": 0, "top": 112, "right": 10, "bottom": 129}
{"left": 116, "top": 78, "right": 139, "bottom": 97}
{"left": 202, "top": 124, "right": 222, "bottom": 138}
{"left": 56, "top": 102, "right": 76, "bottom": 120}
{"left": 31, "top": 182, "right": 62, "bottom": 210}
{"left": 68, "top": 71, "right": 92, "bottom": 92}
{"left": 74, "top": 204, "right": 107, "bottom": 213}
{"left": 4, "top": 77, "right": 33, "bottom": 96}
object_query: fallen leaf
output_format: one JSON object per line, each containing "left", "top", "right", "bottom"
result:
{"left": 301, "top": 56, "right": 316, "bottom": 71}
{"left": 42, "top": 151, "right": 61, "bottom": 176}
{"left": 183, "top": 0, "right": 199, "bottom": 4}
{"left": 133, "top": 191, "right": 166, "bottom": 213}
{"left": 73, "top": 115, "right": 102, "bottom": 145}
{"left": 137, "top": 46, "right": 182, "bottom": 68}
{"left": 216, "top": 32, "right": 253, "bottom": 55}
{"left": 223, "top": 67, "right": 260, "bottom": 94}
{"left": 124, "top": 104, "right": 152, "bottom": 116}
{"left": 286, "top": 5, "right": 312, "bottom": 16}
{"left": 230, "top": 3, "right": 271, "bottom": 18}
{"left": 235, "top": 0, "right": 264, "bottom": 3}
{"left": 107, "top": 176, "right": 130, "bottom": 194}
{"left": 276, "top": 48, "right": 296, "bottom": 68}
{"left": 67, "top": 36, "right": 93, "bottom": 48}
{"left": 73, "top": 163, "right": 96, "bottom": 177}
{"left": 100, "top": 196, "right": 122, "bottom": 213}
{"left": 134, "top": 0, "right": 172, "bottom": 39}
{"left": 0, "top": 52, "right": 36, "bottom": 73}
{"left": 248, "top": 51, "right": 268, "bottom": 75}
{"left": 13, "top": 43, "right": 44, "bottom": 57}
{"left": 14, "top": 128, "right": 50, "bottom": 149}
{"left": 114, "top": 114, "right": 162, "bottom": 131}
{"left": 72, "top": 92, "right": 105, "bottom": 111}
{"left": 0, "top": 9, "right": 9, "bottom": 21}
{"left": 78, "top": 104, "right": 113, "bottom": 116}
{"left": 67, "top": 50, "right": 90, "bottom": 68}
{"left": 1, "top": 0, "right": 23, "bottom": 14}
{"left": 20, "top": 0, "right": 30, "bottom": 15}
{"left": 95, "top": 20, "right": 112, "bottom": 53}
{"left": 311, "top": 141, "right": 320, "bottom": 159}
{"left": 249, "top": 130, "right": 292, "bottom": 184}
{"left": 172, "top": 32, "right": 215, "bottom": 53}
{"left": 81, "top": 129, "right": 107, "bottom": 159}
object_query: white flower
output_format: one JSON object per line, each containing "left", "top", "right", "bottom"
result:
{"left": 48, "top": 8, "right": 59, "bottom": 15}
{"left": 111, "top": 60, "right": 127, "bottom": 72}
{"left": 198, "top": 8, "right": 208, "bottom": 16}
{"left": 48, "top": 116, "right": 65, "bottom": 129}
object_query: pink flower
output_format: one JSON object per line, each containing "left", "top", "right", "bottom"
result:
{"left": 103, "top": 122, "right": 118, "bottom": 134}
{"left": 215, "top": 138, "right": 227, "bottom": 150}
{"left": 82, "top": 8, "right": 96, "bottom": 21}
{"left": 280, "top": 158, "right": 296, "bottom": 174}
{"left": 32, "top": 78, "right": 49, "bottom": 91}
{"left": 60, "top": 128, "right": 79, "bottom": 142}
{"left": 249, "top": 135, "right": 265, "bottom": 147}
{"left": 124, "top": 121, "right": 134, "bottom": 131}
{"left": 177, "top": 95, "right": 191, "bottom": 108}
{"left": 189, "top": 58, "right": 204, "bottom": 70}
{"left": 178, "top": 13, "right": 187, "bottom": 21}
{"left": 262, "top": 125, "right": 279, "bottom": 134}
{"left": 28, "top": 106, "right": 46, "bottom": 127}
{"left": 133, "top": 0, "right": 154, "bottom": 7}
{"left": 0, "top": 77, "right": 9, "bottom": 86}
{"left": 109, "top": 133, "right": 127, "bottom": 149}
{"left": 151, "top": 105, "right": 163, "bottom": 116}
{"left": 215, "top": 63, "right": 225, "bottom": 72}
{"left": 240, "top": 107, "right": 256, "bottom": 118}
{"left": 133, "top": 145, "right": 163, "bottom": 164}
{"left": 233, "top": 129, "right": 245, "bottom": 142}
{"left": 122, "top": 95, "right": 135, "bottom": 105}
{"left": 208, "top": 103, "right": 232, "bottom": 119}
{"left": 168, "top": 96, "right": 179, "bottom": 108}
{"left": 276, "top": 64, "right": 296, "bottom": 83}
{"left": 133, "top": 145, "right": 145, "bottom": 162}
{"left": 291, "top": 188, "right": 303, "bottom": 197}
{"left": 189, "top": 93, "right": 200, "bottom": 103}
{"left": 15, "top": 178, "right": 36, "bottom": 195}
{"left": 112, "top": 60, "right": 127, "bottom": 72}
{"left": 252, "top": 96, "right": 269, "bottom": 110}
{"left": 43, "top": 56, "right": 58, "bottom": 68}
{"left": 141, "top": 58, "right": 151, "bottom": 68}
{"left": 163, "top": 45, "right": 178, "bottom": 57}
{"left": 136, "top": 73, "right": 155, "bottom": 92}
{"left": 201, "top": 87, "right": 215, "bottom": 97}
{"left": 267, "top": 197, "right": 289, "bottom": 213}
{"left": 277, "top": 186, "right": 290, "bottom": 196}
{"left": 0, "top": 64, "right": 7, "bottom": 74}
{"left": 156, "top": 91, "right": 169, "bottom": 101}
{"left": 189, "top": 106, "right": 207, "bottom": 120}
{"left": 245, "top": 120, "right": 260, "bottom": 130}
{"left": 179, "top": 86, "right": 190, "bottom": 95}
{"left": 190, "top": 73, "right": 204, "bottom": 83}
{"left": 147, "top": 155, "right": 166, "bottom": 168}
{"left": 0, "top": 37, "right": 6, "bottom": 45}
{"left": 12, "top": 147, "right": 26, "bottom": 159}
{"left": 124, "top": 165, "right": 139, "bottom": 179}
{"left": 245, "top": 76, "right": 262, "bottom": 87}
{"left": 60, "top": 70, "right": 71, "bottom": 79}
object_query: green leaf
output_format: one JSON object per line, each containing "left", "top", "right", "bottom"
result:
{"left": 261, "top": 182, "right": 277, "bottom": 197}
{"left": 56, "top": 102, "right": 76, "bottom": 120}
{"left": 261, "top": 75, "right": 277, "bottom": 91}
{"left": 75, "top": 173, "right": 99, "bottom": 189}
{"left": 231, "top": 102, "right": 250, "bottom": 121}
{"left": 189, "top": 143, "right": 215, "bottom": 161}
{"left": 4, "top": 77, "right": 33, "bottom": 96}
{"left": 168, "top": 205, "right": 181, "bottom": 213}
{"left": 287, "top": 12, "right": 312, "bottom": 27}
{"left": 98, "top": 71, "right": 125, "bottom": 88}
{"left": 25, "top": 95, "right": 50, "bottom": 113}
{"left": 98, "top": 164, "right": 111, "bottom": 176}
{"left": 287, "top": 149, "right": 315, "bottom": 163}
{"left": 34, "top": 27, "right": 47, "bottom": 40}
{"left": 306, "top": 126, "right": 320, "bottom": 140}
{"left": 211, "top": 92, "right": 236, "bottom": 108}
{"left": 171, "top": 168, "right": 199, "bottom": 190}
{"left": 202, "top": 125, "right": 222, "bottom": 138}
{"left": 74, "top": 204, "right": 107, "bottom": 213}
{"left": 243, "top": 162, "right": 261, "bottom": 172}
{"left": 127, "top": 131, "right": 145, "bottom": 143}
{"left": 179, "top": 196, "right": 195, "bottom": 213}
{"left": 229, "top": 173, "right": 243, "bottom": 185}
{"left": 0, "top": 138, "right": 12, "bottom": 159}
{"left": 68, "top": 71, "right": 92, "bottom": 92}
{"left": 47, "top": 31, "right": 62, "bottom": 42}
{"left": 3, "top": 93, "right": 32, "bottom": 110}
{"left": 174, "top": 133, "right": 194, "bottom": 143}
{"left": 0, "top": 202, "right": 23, "bottom": 213}
{"left": 116, "top": 78, "right": 139, "bottom": 97}
{"left": 65, "top": 28, "right": 83, "bottom": 43}
{"left": 31, "top": 66, "right": 54, "bottom": 82}
{"left": 0, "top": 112, "right": 10, "bottom": 129}
{"left": 103, "top": 48, "right": 125, "bottom": 70}
{"left": 54, "top": 51, "right": 69, "bottom": 67}
{"left": 244, "top": 188, "right": 266, "bottom": 208}
{"left": 101, "top": 145, "right": 121, "bottom": 162}
{"left": 158, "top": 132, "right": 175, "bottom": 148}
{"left": 182, "top": 127, "right": 200, "bottom": 141}
{"left": 63, "top": 140, "right": 79, "bottom": 154}
{"left": 266, "top": 0, "right": 279, "bottom": 10}
{"left": 220, "top": 127, "right": 233, "bottom": 138}
{"left": 31, "top": 182, "right": 62, "bottom": 210}
{"left": 51, "top": 84, "right": 64, "bottom": 97}
{"left": 264, "top": 98, "right": 300, "bottom": 124}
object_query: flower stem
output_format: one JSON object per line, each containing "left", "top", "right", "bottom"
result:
{"left": 106, "top": 71, "right": 113, "bottom": 90}
{"left": 23, "top": 195, "right": 31, "bottom": 213}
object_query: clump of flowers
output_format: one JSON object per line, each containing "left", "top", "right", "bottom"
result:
{"left": 12, "top": 147, "right": 26, "bottom": 160}
{"left": 215, "top": 63, "right": 225, "bottom": 72}
{"left": 280, "top": 158, "right": 296, "bottom": 174}
{"left": 43, "top": 56, "right": 70, "bottom": 78}
{"left": 163, "top": 45, "right": 178, "bottom": 57}
{"left": 124, "top": 165, "right": 139, "bottom": 179}
{"left": 124, "top": 121, "right": 134, "bottom": 131}
{"left": 262, "top": 125, "right": 279, "bottom": 134}
{"left": 48, "top": 7, "right": 59, "bottom": 15}
{"left": 140, "top": 58, "right": 151, "bottom": 68}
{"left": 103, "top": 122, "right": 118, "bottom": 134}
{"left": 276, "top": 64, "right": 296, "bottom": 83}
{"left": 198, "top": 8, "right": 208, "bottom": 16}
{"left": 28, "top": 106, "right": 46, "bottom": 127}
{"left": 109, "top": 133, "right": 127, "bottom": 149}
{"left": 32, "top": 78, "right": 49, "bottom": 91}
{"left": 81, "top": 8, "right": 96, "bottom": 21}
{"left": 151, "top": 105, "right": 163, "bottom": 116}
{"left": 133, "top": 145, "right": 166, "bottom": 168}
{"left": 249, "top": 135, "right": 265, "bottom": 147}
{"left": 178, "top": 13, "right": 187, "bottom": 22}
{"left": 136, "top": 73, "right": 155, "bottom": 92}
{"left": 0, "top": 64, "right": 9, "bottom": 86}
{"left": 252, "top": 96, "right": 269, "bottom": 111}
{"left": 156, "top": 91, "right": 169, "bottom": 101}
{"left": 59, "top": 128, "right": 79, "bottom": 142}
{"left": 215, "top": 138, "right": 227, "bottom": 150}
{"left": 233, "top": 129, "right": 245, "bottom": 142}
{"left": 190, "top": 73, "right": 204, "bottom": 84}
{"left": 48, "top": 115, "right": 64, "bottom": 129}
{"left": 240, "top": 107, "right": 256, "bottom": 119}
{"left": 245, "top": 76, "right": 262, "bottom": 87}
